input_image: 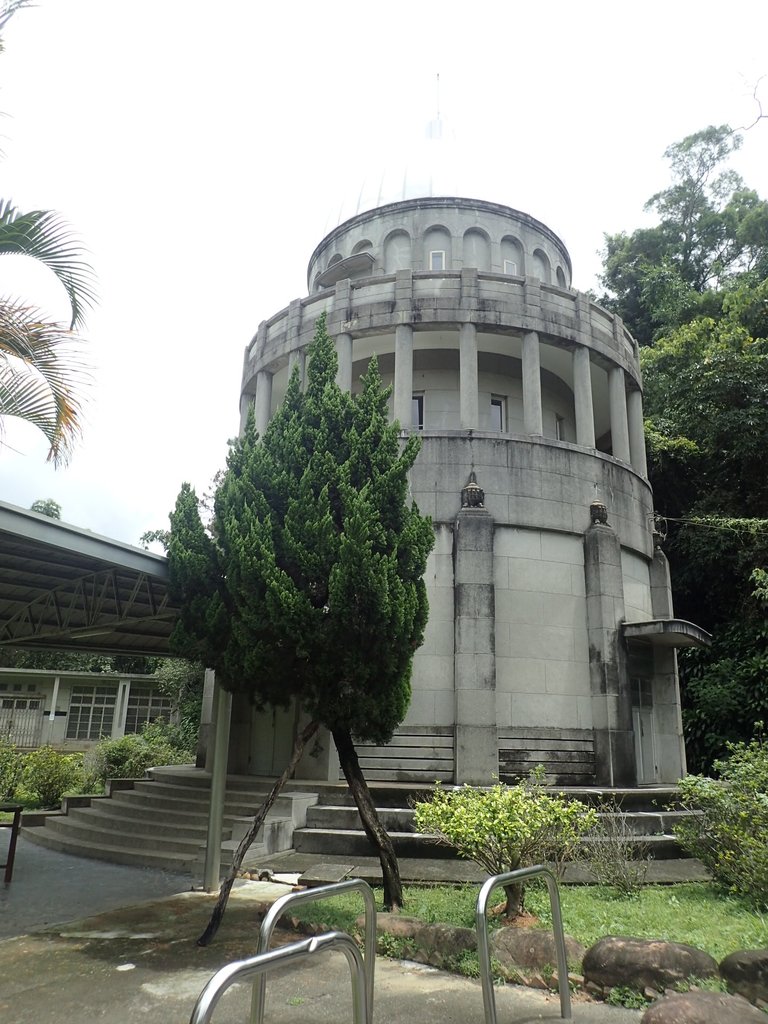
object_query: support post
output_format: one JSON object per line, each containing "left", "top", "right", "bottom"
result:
{"left": 393, "top": 323, "right": 414, "bottom": 428}
{"left": 459, "top": 322, "right": 479, "bottom": 429}
{"left": 608, "top": 366, "right": 630, "bottom": 463}
{"left": 573, "top": 345, "right": 596, "bottom": 448}
{"left": 522, "top": 331, "right": 543, "bottom": 436}
{"left": 203, "top": 676, "right": 232, "bottom": 892}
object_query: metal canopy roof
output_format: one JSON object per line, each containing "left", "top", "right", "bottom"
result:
{"left": 0, "top": 501, "right": 179, "bottom": 657}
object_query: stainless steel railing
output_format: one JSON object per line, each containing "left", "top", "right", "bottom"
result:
{"left": 189, "top": 931, "right": 367, "bottom": 1024}
{"left": 251, "top": 878, "right": 376, "bottom": 1024}
{"left": 476, "top": 865, "right": 572, "bottom": 1023}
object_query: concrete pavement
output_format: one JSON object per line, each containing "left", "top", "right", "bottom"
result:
{"left": 0, "top": 838, "right": 643, "bottom": 1023}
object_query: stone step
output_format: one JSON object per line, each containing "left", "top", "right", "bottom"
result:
{"left": 305, "top": 805, "right": 416, "bottom": 832}
{"left": 42, "top": 813, "right": 208, "bottom": 857}
{"left": 67, "top": 804, "right": 213, "bottom": 841}
{"left": 23, "top": 824, "right": 199, "bottom": 873}
{"left": 293, "top": 827, "right": 458, "bottom": 858}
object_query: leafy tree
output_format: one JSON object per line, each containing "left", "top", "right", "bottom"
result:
{"left": 600, "top": 126, "right": 768, "bottom": 343}
{"left": 414, "top": 777, "right": 596, "bottom": 917}
{"left": 0, "top": 3, "right": 96, "bottom": 464}
{"left": 168, "top": 313, "right": 434, "bottom": 938}
{"left": 30, "top": 498, "right": 61, "bottom": 519}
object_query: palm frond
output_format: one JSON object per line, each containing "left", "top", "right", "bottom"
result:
{"left": 0, "top": 299, "right": 91, "bottom": 465}
{"left": 0, "top": 200, "right": 97, "bottom": 329}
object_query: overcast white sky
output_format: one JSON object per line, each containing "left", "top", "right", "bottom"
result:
{"left": 1, "top": 0, "right": 766, "bottom": 547}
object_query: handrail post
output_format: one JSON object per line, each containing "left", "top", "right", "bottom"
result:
{"left": 250, "top": 878, "right": 376, "bottom": 1024}
{"left": 190, "top": 931, "right": 367, "bottom": 1024}
{"left": 476, "top": 864, "right": 572, "bottom": 1023}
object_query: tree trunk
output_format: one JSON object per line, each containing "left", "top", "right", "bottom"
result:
{"left": 502, "top": 881, "right": 524, "bottom": 919}
{"left": 332, "top": 726, "right": 403, "bottom": 911}
{"left": 197, "top": 718, "right": 320, "bottom": 946}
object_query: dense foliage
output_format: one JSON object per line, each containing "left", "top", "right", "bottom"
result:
{"left": 82, "top": 721, "right": 193, "bottom": 792}
{"left": 19, "top": 745, "right": 84, "bottom": 808}
{"left": 599, "top": 123, "right": 768, "bottom": 769}
{"left": 675, "top": 739, "right": 768, "bottom": 909}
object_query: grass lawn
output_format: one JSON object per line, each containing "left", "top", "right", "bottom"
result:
{"left": 291, "top": 881, "right": 768, "bottom": 965}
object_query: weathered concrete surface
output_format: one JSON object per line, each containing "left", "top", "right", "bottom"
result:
{"left": 0, "top": 844, "right": 644, "bottom": 1023}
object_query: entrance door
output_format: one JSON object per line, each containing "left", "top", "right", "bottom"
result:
{"left": 0, "top": 695, "right": 44, "bottom": 747}
{"left": 249, "top": 702, "right": 298, "bottom": 775}
{"left": 632, "top": 705, "right": 657, "bottom": 785}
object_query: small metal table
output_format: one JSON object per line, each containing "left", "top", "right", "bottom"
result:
{"left": 0, "top": 803, "right": 22, "bottom": 885}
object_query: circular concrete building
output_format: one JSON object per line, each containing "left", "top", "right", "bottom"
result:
{"left": 236, "top": 188, "right": 709, "bottom": 789}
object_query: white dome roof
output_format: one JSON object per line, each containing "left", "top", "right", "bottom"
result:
{"left": 326, "top": 119, "right": 508, "bottom": 229}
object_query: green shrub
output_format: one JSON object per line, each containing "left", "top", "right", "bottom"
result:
{"left": 0, "top": 738, "right": 23, "bottom": 801}
{"left": 413, "top": 776, "right": 596, "bottom": 916}
{"left": 20, "top": 746, "right": 84, "bottom": 808}
{"left": 675, "top": 738, "right": 768, "bottom": 909}
{"left": 82, "top": 721, "right": 192, "bottom": 792}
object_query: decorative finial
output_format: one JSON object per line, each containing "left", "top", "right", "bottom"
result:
{"left": 462, "top": 471, "right": 485, "bottom": 508}
{"left": 589, "top": 500, "right": 608, "bottom": 525}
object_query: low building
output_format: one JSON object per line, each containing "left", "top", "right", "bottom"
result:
{"left": 0, "top": 667, "right": 174, "bottom": 750}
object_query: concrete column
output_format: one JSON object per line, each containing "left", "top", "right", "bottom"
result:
{"left": 584, "top": 508, "right": 635, "bottom": 786}
{"left": 203, "top": 676, "right": 232, "bottom": 891}
{"left": 254, "top": 369, "right": 273, "bottom": 437}
{"left": 648, "top": 540, "right": 686, "bottom": 780}
{"left": 573, "top": 345, "right": 596, "bottom": 448}
{"left": 393, "top": 323, "right": 414, "bottom": 428}
{"left": 522, "top": 331, "right": 543, "bottom": 436}
{"left": 198, "top": 667, "right": 216, "bottom": 768}
{"left": 335, "top": 332, "right": 353, "bottom": 392}
{"left": 454, "top": 504, "right": 497, "bottom": 784}
{"left": 608, "top": 366, "right": 630, "bottom": 463}
{"left": 288, "top": 348, "right": 306, "bottom": 390}
{"left": 459, "top": 322, "right": 479, "bottom": 429}
{"left": 627, "top": 388, "right": 648, "bottom": 477}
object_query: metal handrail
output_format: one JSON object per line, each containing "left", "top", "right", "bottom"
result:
{"left": 476, "top": 865, "right": 572, "bottom": 1023}
{"left": 189, "top": 931, "right": 367, "bottom": 1024}
{"left": 251, "top": 878, "right": 376, "bottom": 1024}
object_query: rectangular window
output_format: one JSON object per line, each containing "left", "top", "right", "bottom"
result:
{"left": 124, "top": 686, "right": 174, "bottom": 735}
{"left": 66, "top": 685, "right": 117, "bottom": 740}
{"left": 503, "top": 259, "right": 517, "bottom": 275}
{"left": 490, "top": 395, "right": 506, "bottom": 432}
{"left": 555, "top": 414, "right": 565, "bottom": 441}
{"left": 429, "top": 250, "right": 445, "bottom": 271}
{"left": 411, "top": 393, "right": 424, "bottom": 431}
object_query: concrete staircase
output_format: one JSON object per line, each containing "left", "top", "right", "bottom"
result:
{"left": 22, "top": 765, "right": 319, "bottom": 879}
{"left": 22, "top": 769, "right": 696, "bottom": 881}
{"left": 292, "top": 784, "right": 692, "bottom": 860}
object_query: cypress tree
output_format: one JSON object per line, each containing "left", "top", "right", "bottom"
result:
{"left": 169, "top": 313, "right": 434, "bottom": 930}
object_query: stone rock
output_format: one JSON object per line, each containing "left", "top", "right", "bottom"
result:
{"left": 583, "top": 937, "right": 718, "bottom": 992}
{"left": 641, "top": 990, "right": 766, "bottom": 1023}
{"left": 415, "top": 922, "right": 476, "bottom": 958}
{"left": 720, "top": 949, "right": 768, "bottom": 1006}
{"left": 490, "top": 926, "right": 585, "bottom": 972}
{"left": 363, "top": 912, "right": 421, "bottom": 939}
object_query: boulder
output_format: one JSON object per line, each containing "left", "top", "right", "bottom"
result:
{"left": 720, "top": 949, "right": 768, "bottom": 1007}
{"left": 583, "top": 937, "right": 718, "bottom": 992}
{"left": 410, "top": 923, "right": 477, "bottom": 969}
{"left": 490, "top": 926, "right": 585, "bottom": 972}
{"left": 641, "top": 990, "right": 766, "bottom": 1022}
{"left": 364, "top": 912, "right": 421, "bottom": 939}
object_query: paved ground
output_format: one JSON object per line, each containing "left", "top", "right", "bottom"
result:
{"left": 0, "top": 836, "right": 648, "bottom": 1024}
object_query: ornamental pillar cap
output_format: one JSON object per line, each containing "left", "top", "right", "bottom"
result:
{"left": 461, "top": 471, "right": 485, "bottom": 508}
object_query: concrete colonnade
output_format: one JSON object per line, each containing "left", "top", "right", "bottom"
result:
{"left": 250, "top": 323, "right": 648, "bottom": 476}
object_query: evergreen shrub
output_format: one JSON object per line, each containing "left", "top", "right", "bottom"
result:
{"left": 20, "top": 745, "right": 84, "bottom": 808}
{"left": 0, "top": 738, "right": 23, "bottom": 801}
{"left": 82, "top": 721, "right": 193, "bottom": 792}
{"left": 675, "top": 737, "right": 768, "bottom": 908}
